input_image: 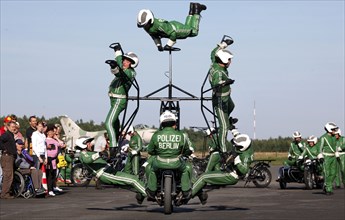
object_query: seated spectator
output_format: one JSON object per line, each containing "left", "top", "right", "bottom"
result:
{"left": 15, "top": 139, "right": 45, "bottom": 195}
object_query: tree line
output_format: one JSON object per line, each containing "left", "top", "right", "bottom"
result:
{"left": 1, "top": 115, "right": 291, "bottom": 152}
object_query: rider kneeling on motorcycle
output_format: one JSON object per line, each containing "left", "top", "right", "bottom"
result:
{"left": 191, "top": 133, "right": 254, "bottom": 205}
{"left": 76, "top": 136, "right": 147, "bottom": 204}
{"left": 145, "top": 110, "right": 193, "bottom": 203}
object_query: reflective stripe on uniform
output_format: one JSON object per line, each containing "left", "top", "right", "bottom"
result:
{"left": 216, "top": 90, "right": 230, "bottom": 96}
{"left": 323, "top": 152, "right": 335, "bottom": 156}
{"left": 108, "top": 93, "right": 127, "bottom": 99}
{"left": 157, "top": 156, "right": 179, "bottom": 163}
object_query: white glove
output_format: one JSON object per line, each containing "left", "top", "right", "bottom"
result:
{"left": 91, "top": 153, "right": 100, "bottom": 160}
{"left": 234, "top": 155, "right": 241, "bottom": 165}
{"left": 121, "top": 144, "right": 129, "bottom": 153}
{"left": 335, "top": 152, "right": 340, "bottom": 158}
{"left": 218, "top": 41, "right": 228, "bottom": 49}
{"left": 298, "top": 143, "right": 303, "bottom": 148}
{"left": 166, "top": 39, "right": 176, "bottom": 47}
{"left": 131, "top": 150, "right": 138, "bottom": 155}
{"left": 317, "top": 153, "right": 324, "bottom": 160}
{"left": 298, "top": 156, "right": 303, "bottom": 160}
{"left": 110, "top": 66, "right": 120, "bottom": 75}
{"left": 338, "top": 147, "right": 342, "bottom": 152}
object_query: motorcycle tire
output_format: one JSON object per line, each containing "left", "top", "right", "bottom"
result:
{"left": 253, "top": 166, "right": 272, "bottom": 188}
{"left": 71, "top": 163, "right": 91, "bottom": 187}
{"left": 164, "top": 176, "right": 173, "bottom": 215}
{"left": 304, "top": 169, "right": 313, "bottom": 190}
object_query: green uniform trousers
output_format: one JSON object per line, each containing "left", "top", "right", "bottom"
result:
{"left": 96, "top": 168, "right": 146, "bottom": 197}
{"left": 146, "top": 157, "right": 191, "bottom": 192}
{"left": 205, "top": 151, "right": 221, "bottom": 172}
{"left": 323, "top": 155, "right": 338, "bottom": 193}
{"left": 192, "top": 171, "right": 238, "bottom": 197}
{"left": 105, "top": 97, "right": 127, "bottom": 148}
{"left": 124, "top": 153, "right": 140, "bottom": 176}
{"left": 213, "top": 96, "right": 235, "bottom": 153}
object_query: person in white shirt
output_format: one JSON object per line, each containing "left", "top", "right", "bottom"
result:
{"left": 93, "top": 133, "right": 108, "bottom": 153}
{"left": 31, "top": 121, "right": 47, "bottom": 169}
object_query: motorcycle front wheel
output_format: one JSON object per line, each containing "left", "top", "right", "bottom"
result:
{"left": 252, "top": 166, "right": 272, "bottom": 188}
{"left": 71, "top": 163, "right": 91, "bottom": 187}
{"left": 304, "top": 169, "right": 313, "bottom": 190}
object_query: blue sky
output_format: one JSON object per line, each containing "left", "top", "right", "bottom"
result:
{"left": 1, "top": 0, "right": 344, "bottom": 139}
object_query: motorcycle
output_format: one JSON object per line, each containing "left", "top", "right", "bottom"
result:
{"left": 277, "top": 159, "right": 323, "bottom": 189}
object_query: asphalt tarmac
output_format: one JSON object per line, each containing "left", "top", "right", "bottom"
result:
{"left": 0, "top": 166, "right": 344, "bottom": 220}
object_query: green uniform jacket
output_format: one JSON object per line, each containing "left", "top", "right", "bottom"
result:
{"left": 208, "top": 46, "right": 231, "bottom": 97}
{"left": 147, "top": 127, "right": 191, "bottom": 158}
{"left": 288, "top": 141, "right": 305, "bottom": 160}
{"left": 235, "top": 147, "right": 254, "bottom": 175}
{"left": 129, "top": 133, "right": 143, "bottom": 153}
{"left": 336, "top": 136, "right": 345, "bottom": 151}
{"left": 320, "top": 133, "right": 337, "bottom": 155}
{"left": 109, "top": 55, "right": 136, "bottom": 96}
{"left": 301, "top": 142, "right": 321, "bottom": 160}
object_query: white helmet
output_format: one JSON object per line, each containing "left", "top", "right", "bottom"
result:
{"left": 293, "top": 131, "right": 302, "bottom": 138}
{"left": 75, "top": 136, "right": 94, "bottom": 149}
{"left": 324, "top": 122, "right": 338, "bottom": 133}
{"left": 123, "top": 52, "right": 139, "bottom": 68}
{"left": 232, "top": 134, "right": 251, "bottom": 152}
{"left": 137, "top": 9, "right": 154, "bottom": 27}
{"left": 206, "top": 127, "right": 216, "bottom": 136}
{"left": 307, "top": 135, "right": 318, "bottom": 145}
{"left": 335, "top": 128, "right": 342, "bottom": 136}
{"left": 215, "top": 49, "right": 233, "bottom": 64}
{"left": 159, "top": 110, "right": 176, "bottom": 125}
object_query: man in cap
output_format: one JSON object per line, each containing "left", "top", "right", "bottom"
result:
{"left": 123, "top": 126, "right": 143, "bottom": 177}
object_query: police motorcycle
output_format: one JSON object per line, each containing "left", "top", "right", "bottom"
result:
{"left": 242, "top": 160, "right": 273, "bottom": 188}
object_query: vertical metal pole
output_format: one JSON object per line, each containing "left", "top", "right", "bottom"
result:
{"left": 169, "top": 50, "right": 172, "bottom": 99}
{"left": 253, "top": 100, "right": 256, "bottom": 140}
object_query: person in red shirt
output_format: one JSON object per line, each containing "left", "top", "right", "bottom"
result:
{"left": 0, "top": 116, "right": 12, "bottom": 136}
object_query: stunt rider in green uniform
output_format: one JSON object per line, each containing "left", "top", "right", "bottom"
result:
{"left": 105, "top": 44, "right": 139, "bottom": 158}
{"left": 146, "top": 110, "right": 194, "bottom": 202}
{"left": 76, "top": 136, "right": 147, "bottom": 204}
{"left": 208, "top": 37, "right": 238, "bottom": 154}
{"left": 137, "top": 2, "right": 207, "bottom": 51}
{"left": 335, "top": 129, "right": 345, "bottom": 188}
{"left": 284, "top": 131, "right": 306, "bottom": 169}
{"left": 123, "top": 125, "right": 143, "bottom": 177}
{"left": 317, "top": 122, "right": 338, "bottom": 195}
{"left": 301, "top": 135, "right": 323, "bottom": 176}
{"left": 191, "top": 133, "right": 254, "bottom": 205}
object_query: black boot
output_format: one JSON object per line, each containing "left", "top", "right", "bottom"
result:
{"left": 146, "top": 189, "right": 156, "bottom": 201}
{"left": 136, "top": 193, "right": 145, "bottom": 204}
{"left": 189, "top": 2, "right": 195, "bottom": 15}
{"left": 193, "top": 3, "right": 207, "bottom": 15}
{"left": 197, "top": 191, "right": 208, "bottom": 205}
{"left": 230, "top": 117, "right": 238, "bottom": 125}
